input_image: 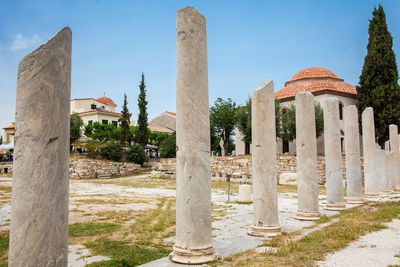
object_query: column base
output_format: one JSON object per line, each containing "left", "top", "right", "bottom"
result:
{"left": 346, "top": 197, "right": 364, "bottom": 204}
{"left": 169, "top": 245, "right": 218, "bottom": 265}
{"left": 364, "top": 192, "right": 380, "bottom": 197}
{"left": 378, "top": 189, "right": 392, "bottom": 194}
{"left": 294, "top": 210, "right": 320, "bottom": 221}
{"left": 396, "top": 185, "right": 400, "bottom": 190}
{"left": 324, "top": 203, "right": 346, "bottom": 211}
{"left": 248, "top": 224, "right": 281, "bottom": 237}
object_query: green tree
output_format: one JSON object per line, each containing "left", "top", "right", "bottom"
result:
{"left": 119, "top": 94, "right": 132, "bottom": 146}
{"left": 148, "top": 131, "right": 169, "bottom": 157}
{"left": 160, "top": 132, "right": 176, "bottom": 158}
{"left": 210, "top": 98, "right": 237, "bottom": 156}
{"left": 137, "top": 73, "right": 149, "bottom": 148}
{"left": 279, "top": 102, "right": 324, "bottom": 142}
{"left": 101, "top": 141, "right": 123, "bottom": 162}
{"left": 0, "top": 136, "right": 2, "bottom": 144}
{"left": 356, "top": 5, "right": 400, "bottom": 146}
{"left": 126, "top": 144, "right": 147, "bottom": 165}
{"left": 70, "top": 112, "right": 84, "bottom": 145}
{"left": 84, "top": 122, "right": 119, "bottom": 142}
{"left": 235, "top": 98, "right": 281, "bottom": 154}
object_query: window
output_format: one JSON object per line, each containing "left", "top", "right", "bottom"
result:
{"left": 88, "top": 120, "right": 93, "bottom": 125}
{"left": 91, "top": 104, "right": 96, "bottom": 109}
{"left": 102, "top": 120, "right": 108, "bottom": 124}
{"left": 339, "top": 102, "right": 344, "bottom": 120}
{"left": 112, "top": 121, "right": 118, "bottom": 128}
{"left": 6, "top": 133, "right": 10, "bottom": 144}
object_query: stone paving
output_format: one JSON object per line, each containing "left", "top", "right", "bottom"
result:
{"left": 0, "top": 175, "right": 399, "bottom": 266}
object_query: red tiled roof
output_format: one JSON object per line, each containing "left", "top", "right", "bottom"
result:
{"left": 97, "top": 96, "right": 116, "bottom": 106}
{"left": 275, "top": 67, "right": 356, "bottom": 100}
{"left": 287, "top": 67, "right": 342, "bottom": 85}
{"left": 166, "top": 111, "right": 176, "bottom": 116}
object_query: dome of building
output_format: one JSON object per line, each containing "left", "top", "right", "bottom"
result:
{"left": 275, "top": 67, "right": 356, "bottom": 101}
{"left": 289, "top": 67, "right": 341, "bottom": 82}
{"left": 96, "top": 96, "right": 116, "bottom": 106}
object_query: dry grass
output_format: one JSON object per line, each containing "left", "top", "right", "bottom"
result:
{"left": 214, "top": 201, "right": 400, "bottom": 267}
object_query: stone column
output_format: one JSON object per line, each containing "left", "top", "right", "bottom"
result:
{"left": 294, "top": 92, "right": 320, "bottom": 221}
{"left": 170, "top": 6, "right": 216, "bottom": 264}
{"left": 376, "top": 149, "right": 389, "bottom": 193}
{"left": 9, "top": 27, "right": 71, "bottom": 266}
{"left": 389, "top": 125, "right": 400, "bottom": 190}
{"left": 386, "top": 151, "right": 396, "bottom": 191}
{"left": 248, "top": 80, "right": 281, "bottom": 237}
{"left": 344, "top": 105, "right": 363, "bottom": 203}
{"left": 362, "top": 107, "right": 379, "bottom": 197}
{"left": 324, "top": 97, "right": 346, "bottom": 210}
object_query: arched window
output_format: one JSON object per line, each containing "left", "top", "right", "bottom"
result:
{"left": 339, "top": 102, "right": 344, "bottom": 120}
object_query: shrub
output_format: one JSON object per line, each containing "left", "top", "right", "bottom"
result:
{"left": 126, "top": 144, "right": 146, "bottom": 165}
{"left": 101, "top": 142, "right": 123, "bottom": 162}
{"left": 160, "top": 132, "right": 176, "bottom": 158}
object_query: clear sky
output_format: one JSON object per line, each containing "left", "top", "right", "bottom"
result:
{"left": 0, "top": 0, "right": 399, "bottom": 130}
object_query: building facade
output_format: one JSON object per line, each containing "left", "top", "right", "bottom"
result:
{"left": 236, "top": 67, "right": 359, "bottom": 155}
{"left": 2, "top": 122, "right": 15, "bottom": 145}
{"left": 70, "top": 96, "right": 122, "bottom": 127}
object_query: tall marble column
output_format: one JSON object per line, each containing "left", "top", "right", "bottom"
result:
{"left": 248, "top": 80, "right": 281, "bottom": 237}
{"left": 376, "top": 149, "right": 389, "bottom": 193}
{"left": 386, "top": 150, "right": 396, "bottom": 191}
{"left": 324, "top": 97, "right": 346, "bottom": 210}
{"left": 389, "top": 125, "right": 400, "bottom": 190}
{"left": 344, "top": 105, "right": 363, "bottom": 203}
{"left": 362, "top": 107, "right": 379, "bottom": 197}
{"left": 294, "top": 92, "right": 320, "bottom": 221}
{"left": 170, "top": 6, "right": 216, "bottom": 264}
{"left": 9, "top": 27, "right": 71, "bottom": 266}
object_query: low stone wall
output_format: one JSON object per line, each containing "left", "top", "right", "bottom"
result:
{"left": 69, "top": 159, "right": 142, "bottom": 179}
{"left": 158, "top": 154, "right": 365, "bottom": 185}
{"left": 0, "top": 162, "right": 13, "bottom": 174}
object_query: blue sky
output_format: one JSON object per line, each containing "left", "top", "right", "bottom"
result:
{"left": 0, "top": 0, "right": 399, "bottom": 129}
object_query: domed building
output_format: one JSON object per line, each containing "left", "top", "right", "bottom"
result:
{"left": 70, "top": 95, "right": 122, "bottom": 127}
{"left": 235, "top": 67, "right": 358, "bottom": 155}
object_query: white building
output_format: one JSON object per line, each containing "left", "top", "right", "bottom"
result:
{"left": 70, "top": 96, "right": 122, "bottom": 127}
{"left": 235, "top": 67, "right": 359, "bottom": 155}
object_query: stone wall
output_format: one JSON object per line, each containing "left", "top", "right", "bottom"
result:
{"left": 158, "top": 154, "right": 365, "bottom": 185}
{"left": 69, "top": 159, "right": 142, "bottom": 179}
{"left": 0, "top": 162, "right": 13, "bottom": 174}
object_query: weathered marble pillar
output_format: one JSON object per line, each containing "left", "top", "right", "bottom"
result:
{"left": 376, "top": 149, "right": 389, "bottom": 193}
{"left": 389, "top": 125, "right": 400, "bottom": 190}
{"left": 362, "top": 107, "right": 379, "bottom": 197}
{"left": 9, "top": 27, "right": 71, "bottom": 266}
{"left": 248, "top": 80, "right": 281, "bottom": 237}
{"left": 170, "top": 6, "right": 216, "bottom": 264}
{"left": 386, "top": 150, "right": 396, "bottom": 191}
{"left": 324, "top": 97, "right": 346, "bottom": 210}
{"left": 294, "top": 92, "right": 320, "bottom": 221}
{"left": 344, "top": 105, "right": 363, "bottom": 203}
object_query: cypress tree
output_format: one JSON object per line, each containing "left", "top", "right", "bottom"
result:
{"left": 356, "top": 5, "right": 400, "bottom": 146}
{"left": 137, "top": 73, "right": 148, "bottom": 148}
{"left": 119, "top": 93, "right": 131, "bottom": 146}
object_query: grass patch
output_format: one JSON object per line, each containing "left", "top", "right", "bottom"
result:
{"left": 85, "top": 198, "right": 176, "bottom": 266}
{"left": 0, "top": 231, "right": 8, "bottom": 266}
{"left": 219, "top": 201, "right": 400, "bottom": 266}
{"left": 211, "top": 181, "right": 239, "bottom": 193}
{"left": 69, "top": 222, "right": 121, "bottom": 237}
{"left": 235, "top": 201, "right": 252, "bottom": 205}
